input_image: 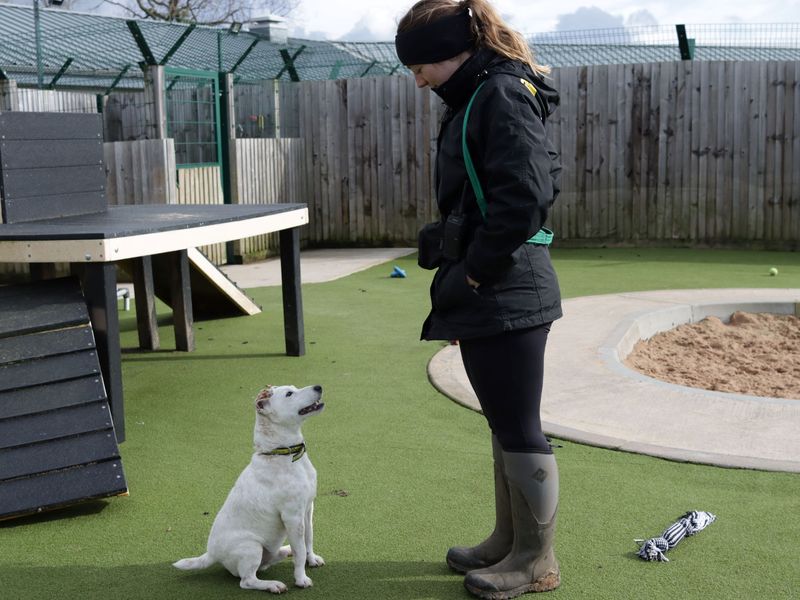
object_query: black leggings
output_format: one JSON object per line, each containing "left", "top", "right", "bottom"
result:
{"left": 459, "top": 324, "right": 552, "bottom": 454}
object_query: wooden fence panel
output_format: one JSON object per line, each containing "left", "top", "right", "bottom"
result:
{"left": 230, "top": 137, "right": 307, "bottom": 257}
{"left": 90, "top": 64, "right": 784, "bottom": 250}
{"left": 282, "top": 76, "right": 446, "bottom": 246}
{"left": 792, "top": 61, "right": 800, "bottom": 241}
{"left": 176, "top": 166, "right": 225, "bottom": 263}
{"left": 3, "top": 60, "right": 799, "bottom": 275}
{"left": 104, "top": 140, "right": 177, "bottom": 206}
{"left": 4, "top": 86, "right": 96, "bottom": 113}
{"left": 235, "top": 81, "right": 278, "bottom": 138}
{"left": 103, "top": 92, "right": 149, "bottom": 142}
{"left": 283, "top": 62, "right": 798, "bottom": 248}
{"left": 678, "top": 59, "right": 692, "bottom": 239}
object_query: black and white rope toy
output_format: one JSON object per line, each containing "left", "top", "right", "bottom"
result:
{"left": 635, "top": 510, "right": 717, "bottom": 562}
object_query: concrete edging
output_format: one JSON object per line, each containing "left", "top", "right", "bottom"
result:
{"left": 427, "top": 289, "right": 800, "bottom": 472}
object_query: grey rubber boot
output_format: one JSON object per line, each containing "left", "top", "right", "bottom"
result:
{"left": 446, "top": 436, "right": 513, "bottom": 573}
{"left": 463, "top": 451, "right": 560, "bottom": 599}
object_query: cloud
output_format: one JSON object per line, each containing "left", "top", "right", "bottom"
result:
{"left": 73, "top": 0, "right": 129, "bottom": 16}
{"left": 626, "top": 9, "right": 659, "bottom": 27}
{"left": 530, "top": 5, "right": 642, "bottom": 45}
{"left": 290, "top": 25, "right": 330, "bottom": 40}
{"left": 555, "top": 6, "right": 624, "bottom": 31}
{"left": 338, "top": 9, "right": 397, "bottom": 41}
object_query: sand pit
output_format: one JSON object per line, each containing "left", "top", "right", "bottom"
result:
{"left": 625, "top": 311, "right": 800, "bottom": 400}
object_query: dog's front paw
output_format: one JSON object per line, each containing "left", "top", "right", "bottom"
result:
{"left": 266, "top": 581, "right": 288, "bottom": 594}
{"left": 307, "top": 553, "right": 325, "bottom": 568}
{"left": 295, "top": 574, "right": 313, "bottom": 588}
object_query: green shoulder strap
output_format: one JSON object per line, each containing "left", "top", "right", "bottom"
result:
{"left": 461, "top": 80, "right": 554, "bottom": 246}
{"left": 462, "top": 81, "right": 490, "bottom": 219}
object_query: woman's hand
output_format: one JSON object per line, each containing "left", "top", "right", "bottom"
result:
{"left": 466, "top": 274, "right": 481, "bottom": 289}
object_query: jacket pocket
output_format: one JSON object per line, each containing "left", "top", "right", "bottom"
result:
{"left": 433, "top": 261, "right": 483, "bottom": 312}
{"left": 485, "top": 246, "right": 528, "bottom": 295}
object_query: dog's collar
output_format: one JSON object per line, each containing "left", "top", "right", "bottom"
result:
{"left": 260, "top": 443, "right": 306, "bottom": 462}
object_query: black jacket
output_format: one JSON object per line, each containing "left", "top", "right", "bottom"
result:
{"left": 419, "top": 48, "right": 563, "bottom": 341}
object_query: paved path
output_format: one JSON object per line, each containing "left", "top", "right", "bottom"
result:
{"left": 118, "top": 248, "right": 416, "bottom": 300}
{"left": 220, "top": 248, "right": 416, "bottom": 287}
{"left": 428, "top": 289, "right": 800, "bottom": 472}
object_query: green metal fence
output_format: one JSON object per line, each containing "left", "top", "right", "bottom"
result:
{"left": 164, "top": 68, "right": 221, "bottom": 167}
{"left": 529, "top": 23, "right": 800, "bottom": 65}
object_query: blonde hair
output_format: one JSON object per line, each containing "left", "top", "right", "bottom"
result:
{"left": 397, "top": 0, "right": 550, "bottom": 75}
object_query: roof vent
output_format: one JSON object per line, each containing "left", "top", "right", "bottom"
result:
{"left": 249, "top": 15, "right": 289, "bottom": 45}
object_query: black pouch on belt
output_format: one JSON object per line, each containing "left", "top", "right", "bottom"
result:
{"left": 418, "top": 221, "right": 444, "bottom": 270}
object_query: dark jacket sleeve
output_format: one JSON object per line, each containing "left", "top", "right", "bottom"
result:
{"left": 463, "top": 77, "right": 559, "bottom": 285}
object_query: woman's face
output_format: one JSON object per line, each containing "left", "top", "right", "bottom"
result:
{"left": 408, "top": 51, "right": 472, "bottom": 89}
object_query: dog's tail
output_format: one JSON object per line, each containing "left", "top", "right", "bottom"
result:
{"left": 173, "top": 553, "right": 215, "bottom": 570}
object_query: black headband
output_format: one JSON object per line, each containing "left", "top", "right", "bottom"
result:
{"left": 395, "top": 10, "right": 474, "bottom": 65}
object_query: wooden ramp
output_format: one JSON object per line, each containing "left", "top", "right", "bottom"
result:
{"left": 0, "top": 277, "right": 127, "bottom": 521}
{"left": 121, "top": 248, "right": 261, "bottom": 321}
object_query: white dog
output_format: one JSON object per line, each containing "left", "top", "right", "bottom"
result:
{"left": 173, "top": 384, "right": 325, "bottom": 592}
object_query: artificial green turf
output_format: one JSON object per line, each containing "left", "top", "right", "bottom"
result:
{"left": 2, "top": 248, "right": 799, "bottom": 599}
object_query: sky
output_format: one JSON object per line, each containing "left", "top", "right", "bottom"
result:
{"left": 288, "top": 0, "right": 800, "bottom": 41}
{"left": 11, "top": 1, "right": 800, "bottom": 41}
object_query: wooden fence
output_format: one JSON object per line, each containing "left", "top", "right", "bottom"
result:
{"left": 291, "top": 77, "right": 442, "bottom": 245}
{"left": 284, "top": 61, "right": 798, "bottom": 247}
{"left": 0, "top": 80, "right": 96, "bottom": 113}
{"left": 103, "top": 92, "right": 150, "bottom": 142}
{"left": 547, "top": 61, "right": 799, "bottom": 245}
{"left": 101, "top": 81, "right": 304, "bottom": 143}
{"left": 104, "top": 139, "right": 177, "bottom": 205}
{"left": 175, "top": 166, "right": 226, "bottom": 263}
{"left": 2, "top": 60, "right": 798, "bottom": 269}
{"left": 230, "top": 138, "right": 307, "bottom": 257}
{"left": 233, "top": 80, "right": 302, "bottom": 139}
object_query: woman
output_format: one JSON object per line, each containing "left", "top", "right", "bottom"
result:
{"left": 395, "top": 1, "right": 563, "bottom": 598}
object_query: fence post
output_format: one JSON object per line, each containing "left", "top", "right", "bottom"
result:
{"left": 675, "top": 25, "right": 695, "bottom": 60}
{"left": 274, "top": 80, "right": 281, "bottom": 138}
{"left": 0, "top": 79, "right": 18, "bottom": 111}
{"left": 219, "top": 72, "right": 239, "bottom": 263}
{"left": 143, "top": 65, "right": 167, "bottom": 139}
{"left": 33, "top": 0, "right": 44, "bottom": 89}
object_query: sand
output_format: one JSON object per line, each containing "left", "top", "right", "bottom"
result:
{"left": 624, "top": 311, "right": 800, "bottom": 400}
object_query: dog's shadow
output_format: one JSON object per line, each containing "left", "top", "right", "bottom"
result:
{"left": 2, "top": 560, "right": 476, "bottom": 599}
{"left": 286, "top": 558, "right": 476, "bottom": 599}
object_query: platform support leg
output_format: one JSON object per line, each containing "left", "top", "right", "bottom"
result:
{"left": 82, "top": 262, "right": 125, "bottom": 443}
{"left": 132, "top": 256, "right": 160, "bottom": 350}
{"left": 170, "top": 250, "right": 195, "bottom": 352}
{"left": 279, "top": 227, "right": 305, "bottom": 357}
{"left": 29, "top": 263, "right": 58, "bottom": 280}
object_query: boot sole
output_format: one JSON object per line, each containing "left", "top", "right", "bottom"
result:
{"left": 446, "top": 557, "right": 471, "bottom": 574}
{"left": 464, "top": 569, "right": 561, "bottom": 599}
{"left": 446, "top": 551, "right": 510, "bottom": 574}
{"left": 447, "top": 556, "right": 499, "bottom": 574}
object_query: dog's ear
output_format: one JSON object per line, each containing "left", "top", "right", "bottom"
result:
{"left": 256, "top": 386, "right": 273, "bottom": 410}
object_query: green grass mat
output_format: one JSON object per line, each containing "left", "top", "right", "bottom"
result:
{"left": 2, "top": 248, "right": 798, "bottom": 599}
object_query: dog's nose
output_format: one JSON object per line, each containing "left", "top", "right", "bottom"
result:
{"left": 313, "top": 385, "right": 322, "bottom": 392}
